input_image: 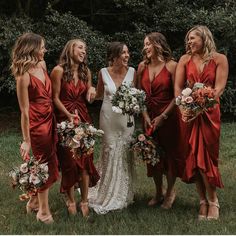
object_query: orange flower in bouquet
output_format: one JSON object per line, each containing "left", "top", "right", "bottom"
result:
{"left": 130, "top": 129, "right": 163, "bottom": 166}
{"left": 175, "top": 82, "right": 218, "bottom": 122}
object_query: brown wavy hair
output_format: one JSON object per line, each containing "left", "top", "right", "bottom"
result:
{"left": 106, "top": 41, "right": 127, "bottom": 66}
{"left": 185, "top": 25, "right": 216, "bottom": 63}
{"left": 59, "top": 39, "right": 89, "bottom": 82}
{"left": 143, "top": 32, "right": 173, "bottom": 64}
{"left": 11, "top": 32, "right": 44, "bottom": 77}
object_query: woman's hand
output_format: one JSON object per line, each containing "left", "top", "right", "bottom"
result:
{"left": 86, "top": 86, "right": 96, "bottom": 103}
{"left": 20, "top": 141, "right": 31, "bottom": 160}
{"left": 67, "top": 110, "right": 81, "bottom": 125}
{"left": 151, "top": 115, "right": 164, "bottom": 130}
{"left": 143, "top": 113, "right": 152, "bottom": 131}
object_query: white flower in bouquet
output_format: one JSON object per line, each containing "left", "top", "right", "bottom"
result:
{"left": 20, "top": 163, "right": 28, "bottom": 173}
{"left": 29, "top": 174, "right": 41, "bottom": 185}
{"left": 39, "top": 163, "right": 48, "bottom": 173}
{"left": 59, "top": 121, "right": 67, "bottom": 130}
{"left": 19, "top": 175, "right": 29, "bottom": 186}
{"left": 119, "top": 101, "right": 125, "bottom": 108}
{"left": 67, "top": 122, "right": 75, "bottom": 129}
{"left": 133, "top": 105, "right": 140, "bottom": 112}
{"left": 112, "top": 106, "right": 123, "bottom": 114}
{"left": 181, "top": 87, "right": 192, "bottom": 96}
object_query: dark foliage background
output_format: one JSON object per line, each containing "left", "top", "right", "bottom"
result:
{"left": 0, "top": 0, "right": 235, "bottom": 117}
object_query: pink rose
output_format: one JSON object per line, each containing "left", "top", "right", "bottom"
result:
{"left": 138, "top": 134, "right": 146, "bottom": 142}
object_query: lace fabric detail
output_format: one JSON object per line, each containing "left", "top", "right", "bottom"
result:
{"left": 88, "top": 135, "right": 135, "bottom": 214}
{"left": 88, "top": 67, "right": 136, "bottom": 214}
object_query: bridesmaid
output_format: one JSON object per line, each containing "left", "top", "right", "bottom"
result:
{"left": 11, "top": 32, "right": 59, "bottom": 224}
{"left": 137, "top": 32, "right": 180, "bottom": 209}
{"left": 50, "top": 39, "right": 100, "bottom": 217}
{"left": 175, "top": 25, "right": 228, "bottom": 220}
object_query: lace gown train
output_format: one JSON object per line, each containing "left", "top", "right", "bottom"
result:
{"left": 88, "top": 67, "right": 135, "bottom": 214}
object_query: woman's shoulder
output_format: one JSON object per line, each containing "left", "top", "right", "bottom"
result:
{"left": 178, "top": 54, "right": 191, "bottom": 63}
{"left": 16, "top": 72, "right": 30, "bottom": 86}
{"left": 137, "top": 61, "right": 146, "bottom": 75}
{"left": 212, "top": 52, "right": 228, "bottom": 64}
{"left": 166, "top": 60, "right": 177, "bottom": 72}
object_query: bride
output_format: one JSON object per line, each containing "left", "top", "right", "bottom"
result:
{"left": 88, "top": 41, "right": 136, "bottom": 214}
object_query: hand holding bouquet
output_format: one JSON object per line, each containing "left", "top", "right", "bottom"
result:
{"left": 57, "top": 120, "right": 104, "bottom": 158}
{"left": 9, "top": 155, "right": 49, "bottom": 200}
{"left": 175, "top": 82, "right": 218, "bottom": 122}
{"left": 111, "top": 83, "right": 146, "bottom": 127}
{"left": 130, "top": 130, "right": 162, "bottom": 166}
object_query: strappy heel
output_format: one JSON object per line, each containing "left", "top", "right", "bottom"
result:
{"left": 148, "top": 195, "right": 164, "bottom": 207}
{"left": 161, "top": 190, "right": 176, "bottom": 210}
{"left": 36, "top": 212, "right": 54, "bottom": 224}
{"left": 26, "top": 201, "right": 39, "bottom": 214}
{"left": 198, "top": 199, "right": 208, "bottom": 221}
{"left": 80, "top": 201, "right": 89, "bottom": 218}
{"left": 66, "top": 201, "right": 77, "bottom": 215}
{"left": 207, "top": 200, "right": 220, "bottom": 220}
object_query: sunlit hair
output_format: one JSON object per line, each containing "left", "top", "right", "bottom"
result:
{"left": 106, "top": 41, "right": 128, "bottom": 66}
{"left": 11, "top": 32, "right": 44, "bottom": 77}
{"left": 185, "top": 25, "right": 216, "bottom": 62}
{"left": 59, "top": 39, "right": 89, "bottom": 82}
{"left": 143, "top": 32, "right": 173, "bottom": 64}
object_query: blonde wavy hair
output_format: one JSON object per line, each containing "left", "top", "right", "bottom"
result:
{"left": 185, "top": 25, "right": 216, "bottom": 62}
{"left": 59, "top": 39, "right": 89, "bottom": 82}
{"left": 143, "top": 32, "right": 173, "bottom": 64}
{"left": 11, "top": 32, "right": 44, "bottom": 77}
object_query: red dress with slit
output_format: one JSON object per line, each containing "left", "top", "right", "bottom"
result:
{"left": 55, "top": 78, "right": 100, "bottom": 193}
{"left": 181, "top": 58, "right": 223, "bottom": 188}
{"left": 141, "top": 65, "right": 181, "bottom": 177}
{"left": 28, "top": 71, "right": 59, "bottom": 192}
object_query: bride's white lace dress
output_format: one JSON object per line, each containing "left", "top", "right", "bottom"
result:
{"left": 88, "top": 67, "right": 135, "bottom": 214}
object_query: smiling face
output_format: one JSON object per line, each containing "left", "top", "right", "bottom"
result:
{"left": 73, "top": 40, "right": 86, "bottom": 63}
{"left": 113, "top": 45, "right": 130, "bottom": 67}
{"left": 187, "top": 30, "right": 204, "bottom": 55}
{"left": 37, "top": 40, "right": 47, "bottom": 61}
{"left": 143, "top": 37, "right": 155, "bottom": 59}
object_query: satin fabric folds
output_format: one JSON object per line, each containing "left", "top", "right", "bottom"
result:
{"left": 181, "top": 59, "right": 223, "bottom": 188}
{"left": 141, "top": 65, "right": 181, "bottom": 177}
{"left": 28, "top": 71, "right": 59, "bottom": 191}
{"left": 55, "top": 78, "right": 99, "bottom": 193}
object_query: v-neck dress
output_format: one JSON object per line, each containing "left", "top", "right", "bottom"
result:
{"left": 55, "top": 78, "right": 100, "bottom": 193}
{"left": 28, "top": 70, "right": 59, "bottom": 191}
{"left": 180, "top": 58, "right": 223, "bottom": 188}
{"left": 88, "top": 67, "right": 135, "bottom": 214}
{"left": 141, "top": 65, "right": 181, "bottom": 177}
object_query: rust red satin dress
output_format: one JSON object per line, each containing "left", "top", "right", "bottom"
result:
{"left": 28, "top": 70, "right": 59, "bottom": 192}
{"left": 180, "top": 58, "right": 223, "bottom": 188}
{"left": 56, "top": 78, "right": 100, "bottom": 193}
{"left": 141, "top": 65, "right": 181, "bottom": 177}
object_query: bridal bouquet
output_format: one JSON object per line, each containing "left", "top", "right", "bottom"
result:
{"left": 57, "top": 121, "right": 104, "bottom": 158}
{"left": 130, "top": 130, "right": 162, "bottom": 166}
{"left": 9, "top": 155, "right": 49, "bottom": 200}
{"left": 175, "top": 82, "right": 218, "bottom": 122}
{"left": 111, "top": 83, "right": 146, "bottom": 127}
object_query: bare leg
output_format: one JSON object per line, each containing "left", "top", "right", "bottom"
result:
{"left": 161, "top": 170, "right": 176, "bottom": 209}
{"left": 36, "top": 188, "right": 54, "bottom": 224}
{"left": 148, "top": 171, "right": 164, "bottom": 206}
{"left": 65, "top": 186, "right": 77, "bottom": 215}
{"left": 79, "top": 170, "right": 89, "bottom": 217}
{"left": 199, "top": 170, "right": 219, "bottom": 220}
{"left": 195, "top": 171, "right": 208, "bottom": 220}
{"left": 26, "top": 195, "right": 39, "bottom": 213}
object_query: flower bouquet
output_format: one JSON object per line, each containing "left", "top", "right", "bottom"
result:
{"left": 175, "top": 82, "right": 218, "bottom": 122}
{"left": 57, "top": 121, "right": 104, "bottom": 158}
{"left": 9, "top": 155, "right": 49, "bottom": 200}
{"left": 111, "top": 83, "right": 146, "bottom": 127}
{"left": 130, "top": 130, "right": 162, "bottom": 166}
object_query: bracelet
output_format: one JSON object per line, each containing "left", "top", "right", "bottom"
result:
{"left": 161, "top": 113, "right": 168, "bottom": 120}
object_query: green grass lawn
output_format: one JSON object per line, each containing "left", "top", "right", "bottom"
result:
{"left": 0, "top": 109, "right": 236, "bottom": 234}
